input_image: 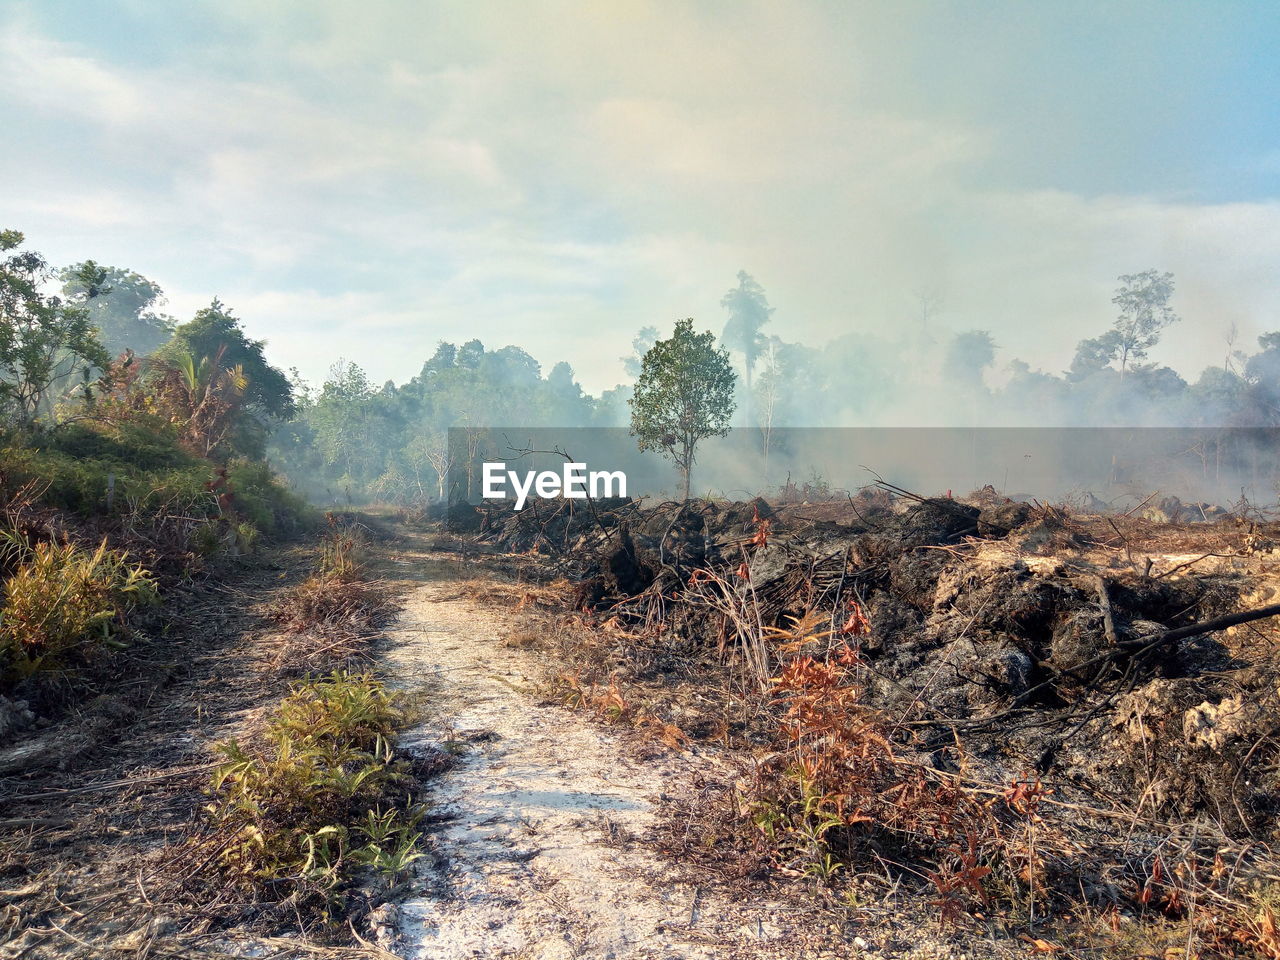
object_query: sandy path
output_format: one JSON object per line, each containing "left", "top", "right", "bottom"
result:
{"left": 372, "top": 561, "right": 800, "bottom": 960}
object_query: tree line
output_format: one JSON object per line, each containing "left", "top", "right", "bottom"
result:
{"left": 4, "top": 225, "right": 1280, "bottom": 504}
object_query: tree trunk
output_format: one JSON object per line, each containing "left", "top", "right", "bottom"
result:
{"left": 681, "top": 437, "right": 693, "bottom": 500}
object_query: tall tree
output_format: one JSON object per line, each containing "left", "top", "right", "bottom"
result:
{"left": 0, "top": 231, "right": 110, "bottom": 425}
{"left": 942, "top": 330, "right": 997, "bottom": 390}
{"left": 310, "top": 359, "right": 377, "bottom": 484}
{"left": 1111, "top": 270, "right": 1179, "bottom": 378}
{"left": 151, "top": 299, "right": 293, "bottom": 458}
{"left": 629, "top": 318, "right": 736, "bottom": 499}
{"left": 59, "top": 263, "right": 173, "bottom": 358}
{"left": 154, "top": 299, "right": 294, "bottom": 420}
{"left": 719, "top": 271, "right": 773, "bottom": 421}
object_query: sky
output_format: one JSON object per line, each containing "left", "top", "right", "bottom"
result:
{"left": 2, "top": 0, "right": 1279, "bottom": 395}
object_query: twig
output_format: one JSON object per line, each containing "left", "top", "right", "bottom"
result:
{"left": 1095, "top": 575, "right": 1118, "bottom": 646}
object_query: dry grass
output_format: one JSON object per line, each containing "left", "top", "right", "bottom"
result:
{"left": 268, "top": 523, "right": 397, "bottom": 673}
{"left": 452, "top": 498, "right": 1280, "bottom": 958}
{"left": 0, "top": 535, "right": 159, "bottom": 682}
{"left": 454, "top": 576, "right": 576, "bottom": 611}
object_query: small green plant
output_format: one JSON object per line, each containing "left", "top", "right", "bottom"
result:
{"left": 351, "top": 807, "right": 425, "bottom": 877}
{"left": 206, "top": 671, "right": 425, "bottom": 914}
{"left": 0, "top": 537, "right": 158, "bottom": 679}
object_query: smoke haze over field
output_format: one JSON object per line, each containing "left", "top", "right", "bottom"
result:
{"left": 2, "top": 1, "right": 1279, "bottom": 403}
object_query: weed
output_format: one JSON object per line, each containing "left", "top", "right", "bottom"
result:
{"left": 0, "top": 537, "right": 158, "bottom": 680}
{"left": 269, "top": 519, "right": 394, "bottom": 671}
{"left": 205, "top": 671, "right": 425, "bottom": 915}
{"left": 318, "top": 518, "right": 364, "bottom": 581}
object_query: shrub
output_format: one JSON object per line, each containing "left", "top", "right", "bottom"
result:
{"left": 43, "top": 421, "right": 192, "bottom": 471}
{"left": 0, "top": 424, "right": 314, "bottom": 565}
{"left": 227, "top": 457, "right": 312, "bottom": 538}
{"left": 206, "top": 672, "right": 424, "bottom": 911}
{"left": 0, "top": 538, "right": 159, "bottom": 680}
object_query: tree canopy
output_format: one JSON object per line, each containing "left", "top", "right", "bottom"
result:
{"left": 629, "top": 318, "right": 737, "bottom": 499}
{"left": 0, "top": 230, "right": 110, "bottom": 425}
{"left": 1110, "top": 269, "right": 1179, "bottom": 377}
{"left": 153, "top": 299, "right": 294, "bottom": 421}
{"left": 719, "top": 270, "right": 773, "bottom": 419}
{"left": 60, "top": 262, "right": 174, "bottom": 358}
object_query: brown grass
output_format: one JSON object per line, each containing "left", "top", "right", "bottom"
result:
{"left": 267, "top": 523, "right": 397, "bottom": 673}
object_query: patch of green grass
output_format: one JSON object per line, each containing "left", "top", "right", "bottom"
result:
{"left": 1, "top": 423, "right": 315, "bottom": 544}
{"left": 206, "top": 672, "right": 426, "bottom": 916}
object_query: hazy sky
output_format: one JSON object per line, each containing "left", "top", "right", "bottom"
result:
{"left": 2, "top": 0, "right": 1278, "bottom": 394}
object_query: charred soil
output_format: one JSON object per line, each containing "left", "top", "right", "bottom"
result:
{"left": 451, "top": 491, "right": 1280, "bottom": 958}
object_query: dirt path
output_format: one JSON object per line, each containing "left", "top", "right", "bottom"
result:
{"left": 374, "top": 553, "right": 813, "bottom": 960}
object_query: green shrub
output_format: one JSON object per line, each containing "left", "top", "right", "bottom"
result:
{"left": 42, "top": 422, "right": 192, "bottom": 471}
{"left": 207, "top": 672, "right": 424, "bottom": 910}
{"left": 0, "top": 423, "right": 314, "bottom": 544}
{"left": 0, "top": 538, "right": 159, "bottom": 680}
{"left": 227, "top": 457, "right": 312, "bottom": 537}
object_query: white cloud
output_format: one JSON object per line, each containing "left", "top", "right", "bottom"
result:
{"left": 1, "top": 4, "right": 1276, "bottom": 405}
{"left": 0, "top": 22, "right": 144, "bottom": 124}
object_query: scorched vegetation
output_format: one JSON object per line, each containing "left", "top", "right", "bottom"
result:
{"left": 449, "top": 488, "right": 1280, "bottom": 958}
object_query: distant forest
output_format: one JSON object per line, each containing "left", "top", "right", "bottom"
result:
{"left": 6, "top": 230, "right": 1280, "bottom": 504}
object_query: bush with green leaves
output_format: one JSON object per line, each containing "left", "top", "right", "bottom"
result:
{"left": 206, "top": 672, "right": 425, "bottom": 912}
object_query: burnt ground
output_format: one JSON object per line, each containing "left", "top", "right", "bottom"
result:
{"left": 0, "top": 527, "right": 412, "bottom": 960}
{"left": 9, "top": 493, "right": 1280, "bottom": 958}
{"left": 448, "top": 491, "right": 1280, "bottom": 958}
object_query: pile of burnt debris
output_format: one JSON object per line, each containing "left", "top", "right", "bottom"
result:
{"left": 451, "top": 487, "right": 1280, "bottom": 837}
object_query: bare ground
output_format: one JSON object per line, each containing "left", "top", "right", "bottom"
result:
{"left": 373, "top": 537, "right": 982, "bottom": 960}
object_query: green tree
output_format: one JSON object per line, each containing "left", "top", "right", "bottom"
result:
{"left": 0, "top": 230, "right": 110, "bottom": 425}
{"left": 59, "top": 262, "right": 174, "bottom": 358}
{"left": 719, "top": 271, "right": 773, "bottom": 421}
{"left": 310, "top": 359, "right": 378, "bottom": 489}
{"left": 629, "top": 318, "right": 736, "bottom": 499}
{"left": 151, "top": 345, "right": 249, "bottom": 457}
{"left": 1111, "top": 270, "right": 1179, "bottom": 378}
{"left": 155, "top": 299, "right": 293, "bottom": 419}
{"left": 152, "top": 299, "right": 293, "bottom": 457}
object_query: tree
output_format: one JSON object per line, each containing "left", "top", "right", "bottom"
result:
{"left": 150, "top": 345, "right": 249, "bottom": 457}
{"left": 621, "top": 326, "right": 659, "bottom": 379}
{"left": 404, "top": 429, "right": 453, "bottom": 501}
{"left": 1110, "top": 270, "right": 1178, "bottom": 378}
{"left": 151, "top": 299, "right": 293, "bottom": 458}
{"left": 719, "top": 271, "right": 773, "bottom": 422}
{"left": 755, "top": 336, "right": 784, "bottom": 485}
{"left": 154, "top": 299, "right": 293, "bottom": 420}
{"left": 0, "top": 230, "right": 110, "bottom": 425}
{"left": 1067, "top": 331, "right": 1123, "bottom": 382}
{"left": 942, "top": 330, "right": 997, "bottom": 390}
{"left": 59, "top": 262, "right": 173, "bottom": 357}
{"left": 310, "top": 359, "right": 378, "bottom": 485}
{"left": 629, "top": 318, "right": 736, "bottom": 499}
{"left": 1243, "top": 332, "right": 1280, "bottom": 424}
